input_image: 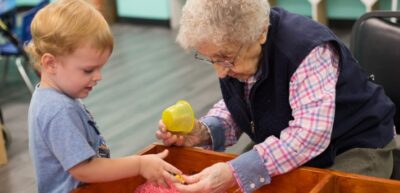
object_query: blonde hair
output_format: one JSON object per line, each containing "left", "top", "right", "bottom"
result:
{"left": 176, "top": 0, "right": 270, "bottom": 49}
{"left": 25, "top": 0, "right": 114, "bottom": 69}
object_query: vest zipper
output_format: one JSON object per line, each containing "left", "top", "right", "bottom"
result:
{"left": 250, "top": 121, "right": 255, "bottom": 134}
{"left": 249, "top": 81, "right": 260, "bottom": 135}
{"left": 248, "top": 102, "right": 256, "bottom": 134}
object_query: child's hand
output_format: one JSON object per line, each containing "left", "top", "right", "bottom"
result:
{"left": 156, "top": 119, "right": 210, "bottom": 147}
{"left": 139, "top": 149, "right": 182, "bottom": 187}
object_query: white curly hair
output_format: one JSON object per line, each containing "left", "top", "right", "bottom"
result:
{"left": 176, "top": 0, "right": 270, "bottom": 49}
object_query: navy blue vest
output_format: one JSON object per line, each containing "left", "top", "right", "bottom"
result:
{"left": 220, "top": 7, "right": 395, "bottom": 167}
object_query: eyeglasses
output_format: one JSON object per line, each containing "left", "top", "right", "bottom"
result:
{"left": 194, "top": 44, "right": 243, "bottom": 69}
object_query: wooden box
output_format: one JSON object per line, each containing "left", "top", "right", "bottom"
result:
{"left": 71, "top": 144, "right": 400, "bottom": 193}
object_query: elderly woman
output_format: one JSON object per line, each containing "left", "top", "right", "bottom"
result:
{"left": 156, "top": 0, "right": 397, "bottom": 192}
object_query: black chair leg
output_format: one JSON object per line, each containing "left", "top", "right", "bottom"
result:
{"left": 15, "top": 57, "right": 34, "bottom": 93}
{"left": 0, "top": 108, "right": 4, "bottom": 125}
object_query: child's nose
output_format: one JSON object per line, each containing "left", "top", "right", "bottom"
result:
{"left": 93, "top": 70, "right": 102, "bottom": 81}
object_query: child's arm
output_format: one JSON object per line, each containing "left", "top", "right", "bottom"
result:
{"left": 69, "top": 149, "right": 181, "bottom": 187}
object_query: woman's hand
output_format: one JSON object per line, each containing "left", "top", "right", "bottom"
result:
{"left": 174, "top": 162, "right": 237, "bottom": 193}
{"left": 155, "top": 119, "right": 211, "bottom": 147}
{"left": 139, "top": 149, "right": 182, "bottom": 187}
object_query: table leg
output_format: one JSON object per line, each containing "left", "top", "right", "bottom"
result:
{"left": 0, "top": 108, "right": 8, "bottom": 166}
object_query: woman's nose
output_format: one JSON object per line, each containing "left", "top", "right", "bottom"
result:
{"left": 213, "top": 64, "right": 229, "bottom": 78}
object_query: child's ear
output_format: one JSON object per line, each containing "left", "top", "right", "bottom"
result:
{"left": 41, "top": 53, "right": 57, "bottom": 74}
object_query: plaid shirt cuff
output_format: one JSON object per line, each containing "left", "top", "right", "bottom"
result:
{"left": 229, "top": 149, "right": 271, "bottom": 193}
{"left": 200, "top": 116, "right": 226, "bottom": 151}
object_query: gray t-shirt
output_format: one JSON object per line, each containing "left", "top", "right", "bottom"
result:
{"left": 28, "top": 87, "right": 109, "bottom": 193}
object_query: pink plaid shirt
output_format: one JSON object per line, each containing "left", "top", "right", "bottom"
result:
{"left": 202, "top": 43, "right": 339, "bottom": 178}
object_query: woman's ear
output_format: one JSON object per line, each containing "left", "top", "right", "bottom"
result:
{"left": 41, "top": 53, "right": 57, "bottom": 74}
{"left": 258, "top": 27, "right": 268, "bottom": 44}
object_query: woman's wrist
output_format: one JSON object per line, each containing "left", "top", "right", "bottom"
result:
{"left": 195, "top": 120, "right": 212, "bottom": 146}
